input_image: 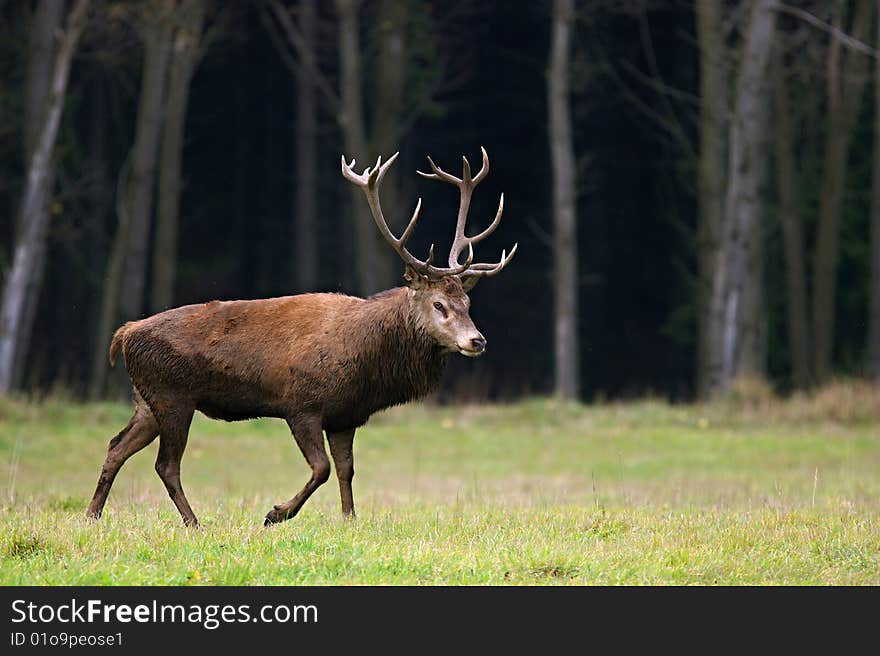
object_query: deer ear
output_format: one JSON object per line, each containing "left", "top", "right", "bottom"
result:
{"left": 403, "top": 265, "right": 428, "bottom": 289}
{"left": 460, "top": 275, "right": 478, "bottom": 292}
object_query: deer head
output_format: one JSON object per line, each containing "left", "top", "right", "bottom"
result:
{"left": 341, "top": 147, "right": 516, "bottom": 356}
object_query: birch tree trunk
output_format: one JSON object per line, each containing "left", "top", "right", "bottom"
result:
{"left": 812, "top": 0, "right": 872, "bottom": 383}
{"left": 548, "top": 0, "right": 579, "bottom": 400}
{"left": 89, "top": 159, "right": 130, "bottom": 399}
{"left": 0, "top": 0, "right": 89, "bottom": 394}
{"left": 368, "top": 0, "right": 408, "bottom": 290}
{"left": 84, "top": 74, "right": 113, "bottom": 395}
{"left": 150, "top": 0, "right": 206, "bottom": 313}
{"left": 704, "top": 0, "right": 776, "bottom": 395}
{"left": 22, "top": 0, "right": 66, "bottom": 171}
{"left": 772, "top": 49, "right": 811, "bottom": 389}
{"left": 91, "top": 2, "right": 174, "bottom": 397}
{"left": 293, "top": 0, "right": 318, "bottom": 293}
{"left": 336, "top": 0, "right": 382, "bottom": 295}
{"left": 9, "top": 0, "right": 67, "bottom": 390}
{"left": 695, "top": 0, "right": 727, "bottom": 398}
{"left": 868, "top": 4, "right": 880, "bottom": 381}
{"left": 118, "top": 5, "right": 174, "bottom": 323}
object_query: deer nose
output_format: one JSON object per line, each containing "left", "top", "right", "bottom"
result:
{"left": 471, "top": 337, "right": 486, "bottom": 353}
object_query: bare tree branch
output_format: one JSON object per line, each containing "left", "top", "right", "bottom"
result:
{"left": 395, "top": 58, "right": 447, "bottom": 139}
{"left": 199, "top": 3, "right": 231, "bottom": 57}
{"left": 262, "top": 0, "right": 341, "bottom": 112}
{"left": 774, "top": 2, "right": 878, "bottom": 57}
{"left": 258, "top": 1, "right": 305, "bottom": 78}
{"left": 620, "top": 59, "right": 700, "bottom": 107}
{"left": 636, "top": 3, "right": 690, "bottom": 121}
{"left": 603, "top": 54, "right": 696, "bottom": 158}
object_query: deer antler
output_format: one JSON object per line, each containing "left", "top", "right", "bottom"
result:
{"left": 417, "top": 147, "right": 517, "bottom": 285}
{"left": 341, "top": 147, "right": 516, "bottom": 286}
{"left": 341, "top": 153, "right": 475, "bottom": 278}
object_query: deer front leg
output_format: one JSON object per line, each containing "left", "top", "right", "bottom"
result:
{"left": 153, "top": 405, "right": 199, "bottom": 527}
{"left": 86, "top": 402, "right": 159, "bottom": 519}
{"left": 264, "top": 414, "right": 330, "bottom": 526}
{"left": 328, "top": 428, "right": 356, "bottom": 518}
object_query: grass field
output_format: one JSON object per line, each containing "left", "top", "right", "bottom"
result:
{"left": 1, "top": 384, "right": 879, "bottom": 585}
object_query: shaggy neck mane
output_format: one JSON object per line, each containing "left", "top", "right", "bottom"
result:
{"left": 348, "top": 287, "right": 447, "bottom": 411}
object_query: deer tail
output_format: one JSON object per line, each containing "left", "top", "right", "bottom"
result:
{"left": 108, "top": 323, "right": 131, "bottom": 367}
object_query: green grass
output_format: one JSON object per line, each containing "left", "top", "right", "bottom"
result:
{"left": 1, "top": 393, "right": 879, "bottom": 585}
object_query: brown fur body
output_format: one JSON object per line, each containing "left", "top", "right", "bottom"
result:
{"left": 115, "top": 288, "right": 446, "bottom": 433}
{"left": 86, "top": 276, "right": 477, "bottom": 528}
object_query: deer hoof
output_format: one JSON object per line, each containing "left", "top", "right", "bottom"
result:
{"left": 264, "top": 506, "right": 287, "bottom": 525}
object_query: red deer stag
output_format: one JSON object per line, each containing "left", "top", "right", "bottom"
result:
{"left": 86, "top": 148, "right": 516, "bottom": 527}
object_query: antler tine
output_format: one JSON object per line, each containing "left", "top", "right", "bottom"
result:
{"left": 399, "top": 197, "right": 422, "bottom": 244}
{"left": 472, "top": 146, "right": 490, "bottom": 184}
{"left": 469, "top": 192, "right": 504, "bottom": 245}
{"left": 365, "top": 156, "right": 380, "bottom": 184}
{"left": 341, "top": 152, "right": 400, "bottom": 186}
{"left": 417, "top": 155, "right": 461, "bottom": 184}
{"left": 448, "top": 241, "right": 475, "bottom": 268}
{"left": 341, "top": 156, "right": 356, "bottom": 177}
{"left": 417, "top": 147, "right": 489, "bottom": 186}
{"left": 431, "top": 242, "right": 475, "bottom": 277}
{"left": 462, "top": 242, "right": 518, "bottom": 278}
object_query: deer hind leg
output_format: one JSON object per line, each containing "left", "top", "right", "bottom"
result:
{"left": 327, "top": 428, "right": 356, "bottom": 518}
{"left": 86, "top": 394, "right": 159, "bottom": 520}
{"left": 264, "top": 414, "right": 330, "bottom": 526}
{"left": 153, "top": 405, "right": 199, "bottom": 527}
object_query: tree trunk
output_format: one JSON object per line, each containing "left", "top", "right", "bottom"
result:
{"left": 293, "top": 0, "right": 318, "bottom": 293}
{"left": 91, "top": 3, "right": 174, "bottom": 397}
{"left": 84, "top": 74, "right": 113, "bottom": 397}
{"left": 269, "top": 0, "right": 414, "bottom": 294}
{"left": 812, "top": 0, "right": 873, "bottom": 383}
{"left": 89, "top": 159, "right": 130, "bottom": 400}
{"left": 118, "top": 6, "right": 174, "bottom": 324}
{"left": 10, "top": 0, "right": 68, "bottom": 390}
{"left": 368, "top": 0, "right": 409, "bottom": 290}
{"left": 22, "top": 0, "right": 66, "bottom": 173}
{"left": 234, "top": 48, "right": 253, "bottom": 295}
{"left": 704, "top": 0, "right": 776, "bottom": 396}
{"left": 695, "top": 0, "right": 727, "bottom": 398}
{"left": 150, "top": 0, "right": 206, "bottom": 313}
{"left": 0, "top": 0, "right": 88, "bottom": 395}
{"left": 772, "top": 48, "right": 811, "bottom": 389}
{"left": 258, "top": 92, "right": 283, "bottom": 295}
{"left": 548, "top": 0, "right": 579, "bottom": 400}
{"left": 336, "top": 0, "right": 382, "bottom": 295}
{"left": 868, "top": 5, "right": 880, "bottom": 381}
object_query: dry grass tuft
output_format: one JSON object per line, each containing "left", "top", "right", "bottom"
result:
{"left": 711, "top": 378, "right": 880, "bottom": 425}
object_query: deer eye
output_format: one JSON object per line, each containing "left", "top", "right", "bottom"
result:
{"left": 433, "top": 301, "right": 447, "bottom": 316}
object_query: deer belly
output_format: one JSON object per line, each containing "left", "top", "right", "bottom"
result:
{"left": 319, "top": 386, "right": 410, "bottom": 433}
{"left": 321, "top": 408, "right": 372, "bottom": 433}
{"left": 190, "top": 367, "right": 288, "bottom": 421}
{"left": 192, "top": 381, "right": 281, "bottom": 420}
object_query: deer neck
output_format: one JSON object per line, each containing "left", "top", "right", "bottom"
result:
{"left": 357, "top": 287, "right": 447, "bottom": 403}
